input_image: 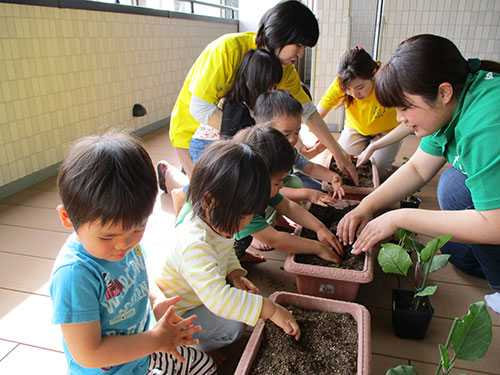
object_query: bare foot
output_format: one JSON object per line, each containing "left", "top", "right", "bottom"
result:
{"left": 239, "top": 249, "right": 266, "bottom": 263}
{"left": 250, "top": 238, "right": 273, "bottom": 251}
{"left": 209, "top": 350, "right": 227, "bottom": 367}
{"left": 170, "top": 187, "right": 186, "bottom": 216}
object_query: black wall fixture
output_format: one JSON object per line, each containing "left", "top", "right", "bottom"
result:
{"left": 133, "top": 104, "right": 147, "bottom": 117}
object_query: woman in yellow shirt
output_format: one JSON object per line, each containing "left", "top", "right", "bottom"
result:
{"left": 169, "top": 0, "right": 357, "bottom": 183}
{"left": 318, "top": 46, "right": 412, "bottom": 179}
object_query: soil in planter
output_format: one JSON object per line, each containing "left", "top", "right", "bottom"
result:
{"left": 395, "top": 291, "right": 433, "bottom": 313}
{"left": 295, "top": 204, "right": 365, "bottom": 271}
{"left": 329, "top": 156, "right": 373, "bottom": 188}
{"left": 249, "top": 305, "right": 358, "bottom": 375}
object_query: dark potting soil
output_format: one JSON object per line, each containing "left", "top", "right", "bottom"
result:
{"left": 249, "top": 305, "right": 358, "bottom": 375}
{"left": 395, "top": 292, "right": 433, "bottom": 313}
{"left": 329, "top": 156, "right": 373, "bottom": 187}
{"left": 295, "top": 204, "right": 365, "bottom": 271}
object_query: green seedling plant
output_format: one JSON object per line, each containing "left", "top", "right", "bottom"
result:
{"left": 378, "top": 229, "right": 452, "bottom": 309}
{"left": 386, "top": 301, "right": 493, "bottom": 375}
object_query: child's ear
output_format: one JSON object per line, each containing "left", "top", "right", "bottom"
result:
{"left": 56, "top": 205, "right": 74, "bottom": 229}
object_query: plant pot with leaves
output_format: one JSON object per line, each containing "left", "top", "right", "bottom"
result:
{"left": 378, "top": 230, "right": 452, "bottom": 340}
{"left": 321, "top": 154, "right": 380, "bottom": 201}
{"left": 234, "top": 291, "right": 371, "bottom": 375}
{"left": 386, "top": 301, "right": 492, "bottom": 375}
{"left": 400, "top": 195, "right": 422, "bottom": 209}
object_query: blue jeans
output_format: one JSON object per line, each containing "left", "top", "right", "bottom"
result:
{"left": 190, "top": 138, "right": 214, "bottom": 164}
{"left": 294, "top": 171, "right": 324, "bottom": 191}
{"left": 182, "top": 304, "right": 246, "bottom": 352}
{"left": 437, "top": 167, "right": 500, "bottom": 290}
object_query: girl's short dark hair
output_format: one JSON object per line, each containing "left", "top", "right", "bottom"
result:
{"left": 234, "top": 125, "right": 295, "bottom": 177}
{"left": 57, "top": 131, "right": 158, "bottom": 230}
{"left": 256, "top": 0, "right": 319, "bottom": 53}
{"left": 225, "top": 49, "right": 283, "bottom": 109}
{"left": 187, "top": 140, "right": 270, "bottom": 235}
{"left": 337, "top": 46, "right": 379, "bottom": 107}
{"left": 375, "top": 34, "right": 500, "bottom": 108}
{"left": 254, "top": 89, "right": 303, "bottom": 123}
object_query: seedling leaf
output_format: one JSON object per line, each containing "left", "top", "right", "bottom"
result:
{"left": 378, "top": 243, "right": 412, "bottom": 276}
{"left": 386, "top": 365, "right": 418, "bottom": 375}
{"left": 415, "top": 285, "right": 437, "bottom": 297}
{"left": 451, "top": 301, "right": 492, "bottom": 361}
{"left": 420, "top": 234, "right": 452, "bottom": 261}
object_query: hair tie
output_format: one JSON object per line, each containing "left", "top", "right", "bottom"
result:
{"left": 355, "top": 44, "right": 363, "bottom": 50}
{"left": 467, "top": 58, "right": 481, "bottom": 73}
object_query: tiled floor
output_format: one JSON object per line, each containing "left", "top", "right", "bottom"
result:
{"left": 0, "top": 126, "right": 498, "bottom": 374}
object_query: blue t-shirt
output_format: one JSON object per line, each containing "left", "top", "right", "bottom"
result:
{"left": 50, "top": 233, "right": 151, "bottom": 374}
{"left": 293, "top": 147, "right": 309, "bottom": 171}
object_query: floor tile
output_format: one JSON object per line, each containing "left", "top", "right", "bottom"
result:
{"left": 245, "top": 258, "right": 297, "bottom": 297}
{"left": 1, "top": 189, "right": 62, "bottom": 209}
{"left": 0, "top": 225, "right": 67, "bottom": 258}
{"left": 0, "top": 290, "right": 63, "bottom": 352}
{"left": 0, "top": 204, "right": 70, "bottom": 233}
{"left": 0, "top": 344, "right": 66, "bottom": 374}
{"left": 30, "top": 177, "right": 58, "bottom": 192}
{"left": 0, "top": 253, "right": 53, "bottom": 296}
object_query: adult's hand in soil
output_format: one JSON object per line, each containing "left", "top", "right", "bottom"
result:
{"left": 337, "top": 205, "right": 373, "bottom": 247}
{"left": 356, "top": 146, "right": 373, "bottom": 167}
{"left": 335, "top": 153, "right": 359, "bottom": 186}
{"left": 270, "top": 303, "right": 301, "bottom": 341}
{"left": 350, "top": 212, "right": 399, "bottom": 254}
{"left": 308, "top": 190, "right": 337, "bottom": 207}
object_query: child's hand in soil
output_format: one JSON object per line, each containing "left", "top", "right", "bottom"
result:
{"left": 233, "top": 275, "right": 260, "bottom": 294}
{"left": 315, "top": 241, "right": 342, "bottom": 264}
{"left": 151, "top": 306, "right": 202, "bottom": 362}
{"left": 316, "top": 227, "right": 343, "bottom": 257}
{"left": 307, "top": 190, "right": 337, "bottom": 207}
{"left": 329, "top": 173, "right": 345, "bottom": 200}
{"left": 269, "top": 303, "right": 301, "bottom": 341}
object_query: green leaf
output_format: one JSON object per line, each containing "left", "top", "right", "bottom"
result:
{"left": 420, "top": 234, "right": 452, "bottom": 261}
{"left": 427, "top": 254, "right": 450, "bottom": 273}
{"left": 452, "top": 301, "right": 493, "bottom": 361}
{"left": 386, "top": 365, "right": 418, "bottom": 375}
{"left": 415, "top": 285, "right": 437, "bottom": 297}
{"left": 406, "top": 238, "right": 424, "bottom": 252}
{"left": 439, "top": 344, "right": 450, "bottom": 371}
{"left": 395, "top": 228, "right": 413, "bottom": 240}
{"left": 378, "top": 243, "right": 413, "bottom": 276}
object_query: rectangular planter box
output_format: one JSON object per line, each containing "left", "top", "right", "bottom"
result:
{"left": 321, "top": 154, "right": 380, "bottom": 201}
{"left": 284, "top": 200, "right": 374, "bottom": 301}
{"left": 234, "top": 291, "right": 371, "bottom": 375}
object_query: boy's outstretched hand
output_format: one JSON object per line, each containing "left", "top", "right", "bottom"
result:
{"left": 316, "top": 227, "right": 343, "bottom": 257}
{"left": 269, "top": 303, "right": 301, "bottom": 341}
{"left": 152, "top": 306, "right": 202, "bottom": 362}
{"left": 307, "top": 190, "right": 337, "bottom": 207}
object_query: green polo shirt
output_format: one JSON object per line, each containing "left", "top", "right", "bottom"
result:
{"left": 419, "top": 70, "right": 500, "bottom": 210}
{"left": 234, "top": 193, "right": 284, "bottom": 240}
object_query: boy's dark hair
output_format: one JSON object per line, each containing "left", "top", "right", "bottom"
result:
{"left": 337, "top": 46, "right": 379, "bottom": 107}
{"left": 225, "top": 49, "right": 282, "bottom": 109}
{"left": 57, "top": 131, "right": 157, "bottom": 230}
{"left": 375, "top": 34, "right": 500, "bottom": 108}
{"left": 256, "top": 0, "right": 319, "bottom": 53}
{"left": 254, "top": 89, "right": 303, "bottom": 123}
{"left": 234, "top": 125, "right": 295, "bottom": 177}
{"left": 187, "top": 140, "right": 270, "bottom": 235}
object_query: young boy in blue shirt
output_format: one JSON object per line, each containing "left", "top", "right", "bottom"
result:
{"left": 49, "top": 132, "right": 216, "bottom": 375}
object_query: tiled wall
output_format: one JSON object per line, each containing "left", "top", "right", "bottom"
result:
{"left": 312, "top": 0, "right": 500, "bottom": 130}
{"left": 379, "top": 0, "right": 500, "bottom": 62}
{"left": 0, "top": 3, "right": 236, "bottom": 197}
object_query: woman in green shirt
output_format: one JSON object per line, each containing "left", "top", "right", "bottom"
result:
{"left": 337, "top": 34, "right": 500, "bottom": 314}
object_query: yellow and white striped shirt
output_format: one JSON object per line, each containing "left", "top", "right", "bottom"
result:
{"left": 155, "top": 212, "right": 263, "bottom": 326}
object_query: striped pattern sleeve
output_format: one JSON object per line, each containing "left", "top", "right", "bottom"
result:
{"left": 179, "top": 241, "right": 263, "bottom": 326}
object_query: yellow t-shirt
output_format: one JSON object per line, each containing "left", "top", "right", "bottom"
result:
{"left": 319, "top": 77, "right": 398, "bottom": 136}
{"left": 169, "top": 32, "right": 311, "bottom": 149}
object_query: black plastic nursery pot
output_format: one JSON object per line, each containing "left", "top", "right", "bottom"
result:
{"left": 392, "top": 288, "right": 434, "bottom": 340}
{"left": 400, "top": 196, "right": 422, "bottom": 209}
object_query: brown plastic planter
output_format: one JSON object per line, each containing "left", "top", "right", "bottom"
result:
{"left": 321, "top": 154, "right": 380, "bottom": 201}
{"left": 284, "top": 200, "right": 375, "bottom": 301}
{"left": 234, "top": 291, "right": 371, "bottom": 375}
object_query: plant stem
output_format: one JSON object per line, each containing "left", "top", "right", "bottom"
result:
{"left": 435, "top": 318, "right": 458, "bottom": 375}
{"left": 414, "top": 241, "right": 437, "bottom": 310}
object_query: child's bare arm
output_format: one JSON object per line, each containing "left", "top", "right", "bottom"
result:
{"left": 60, "top": 308, "right": 200, "bottom": 368}
{"left": 252, "top": 225, "right": 341, "bottom": 263}
{"left": 280, "top": 186, "right": 338, "bottom": 206}
{"left": 301, "top": 162, "right": 345, "bottom": 199}
{"left": 260, "top": 298, "right": 300, "bottom": 340}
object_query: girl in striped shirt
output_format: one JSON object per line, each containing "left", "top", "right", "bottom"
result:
{"left": 154, "top": 139, "right": 300, "bottom": 359}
